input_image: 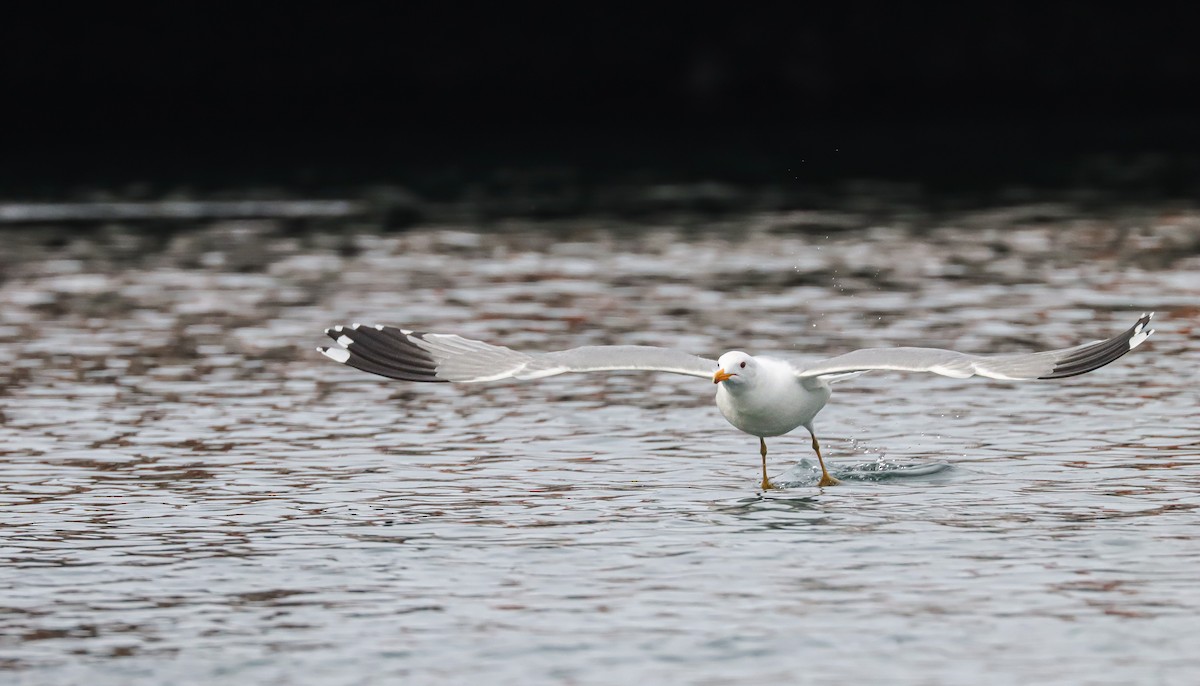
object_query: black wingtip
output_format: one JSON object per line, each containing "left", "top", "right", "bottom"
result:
{"left": 1038, "top": 312, "right": 1154, "bottom": 380}
{"left": 319, "top": 324, "right": 448, "bottom": 382}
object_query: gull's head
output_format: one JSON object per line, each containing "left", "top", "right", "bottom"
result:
{"left": 714, "top": 351, "right": 756, "bottom": 386}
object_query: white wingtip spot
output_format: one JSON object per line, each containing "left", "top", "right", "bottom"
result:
{"left": 336, "top": 335, "right": 354, "bottom": 348}
{"left": 1129, "top": 330, "right": 1153, "bottom": 349}
{"left": 1132, "top": 312, "right": 1154, "bottom": 338}
{"left": 375, "top": 324, "right": 385, "bottom": 330}
{"left": 351, "top": 322, "right": 361, "bottom": 329}
{"left": 401, "top": 329, "right": 412, "bottom": 335}
{"left": 320, "top": 347, "right": 351, "bottom": 363}
{"left": 333, "top": 325, "right": 344, "bottom": 332}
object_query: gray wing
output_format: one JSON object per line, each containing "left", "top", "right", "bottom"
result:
{"left": 796, "top": 313, "right": 1154, "bottom": 383}
{"left": 318, "top": 324, "right": 716, "bottom": 382}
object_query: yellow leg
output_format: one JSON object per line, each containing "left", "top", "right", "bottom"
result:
{"left": 811, "top": 431, "right": 840, "bottom": 487}
{"left": 760, "top": 437, "right": 775, "bottom": 490}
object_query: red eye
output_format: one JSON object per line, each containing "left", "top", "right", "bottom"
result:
{"left": 739, "top": 361, "right": 746, "bottom": 368}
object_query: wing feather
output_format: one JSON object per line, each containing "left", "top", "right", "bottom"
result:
{"left": 795, "top": 313, "right": 1154, "bottom": 383}
{"left": 318, "top": 325, "right": 716, "bottom": 382}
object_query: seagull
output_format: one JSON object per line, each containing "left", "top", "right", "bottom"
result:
{"left": 318, "top": 313, "right": 1154, "bottom": 489}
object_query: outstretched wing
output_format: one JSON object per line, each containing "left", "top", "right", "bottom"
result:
{"left": 318, "top": 324, "right": 716, "bottom": 382}
{"left": 795, "top": 313, "right": 1154, "bottom": 383}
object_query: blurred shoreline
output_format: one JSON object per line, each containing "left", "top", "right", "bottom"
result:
{"left": 6, "top": 118, "right": 1198, "bottom": 230}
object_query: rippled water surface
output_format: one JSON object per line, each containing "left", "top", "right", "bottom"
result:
{"left": 2, "top": 206, "right": 1199, "bottom": 684}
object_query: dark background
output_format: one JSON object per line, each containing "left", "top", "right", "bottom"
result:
{"left": 4, "top": 3, "right": 1200, "bottom": 201}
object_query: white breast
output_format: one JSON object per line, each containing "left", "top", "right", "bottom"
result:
{"left": 713, "top": 357, "right": 831, "bottom": 437}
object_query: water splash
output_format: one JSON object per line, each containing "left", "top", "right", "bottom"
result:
{"left": 771, "top": 457, "right": 953, "bottom": 487}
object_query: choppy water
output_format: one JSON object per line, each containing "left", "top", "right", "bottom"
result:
{"left": 2, "top": 206, "right": 1198, "bottom": 685}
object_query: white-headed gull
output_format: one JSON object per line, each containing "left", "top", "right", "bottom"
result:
{"left": 320, "top": 313, "right": 1155, "bottom": 489}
